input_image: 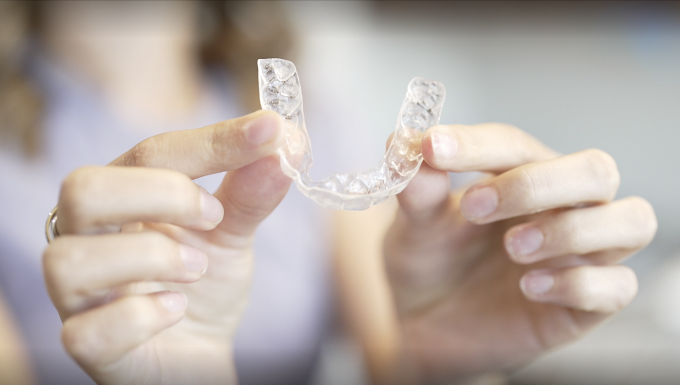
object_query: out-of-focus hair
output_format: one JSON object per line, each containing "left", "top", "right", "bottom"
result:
{"left": 0, "top": 1, "right": 295, "bottom": 157}
{"left": 0, "top": 1, "right": 41, "bottom": 156}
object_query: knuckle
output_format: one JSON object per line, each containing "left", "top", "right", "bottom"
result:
{"left": 121, "top": 136, "right": 160, "bottom": 167}
{"left": 42, "top": 239, "right": 80, "bottom": 295}
{"left": 582, "top": 149, "right": 620, "bottom": 198}
{"left": 42, "top": 244, "right": 63, "bottom": 284}
{"left": 498, "top": 123, "right": 525, "bottom": 143}
{"left": 62, "top": 167, "right": 99, "bottom": 193}
{"left": 487, "top": 122, "right": 521, "bottom": 136}
{"left": 59, "top": 167, "right": 103, "bottom": 229}
{"left": 495, "top": 123, "right": 537, "bottom": 163}
{"left": 515, "top": 168, "right": 545, "bottom": 208}
{"left": 209, "top": 122, "right": 241, "bottom": 163}
{"left": 613, "top": 266, "right": 638, "bottom": 310}
{"left": 42, "top": 247, "right": 63, "bottom": 292}
{"left": 62, "top": 319, "right": 102, "bottom": 367}
{"left": 144, "top": 231, "right": 175, "bottom": 252}
{"left": 592, "top": 266, "right": 638, "bottom": 312}
{"left": 567, "top": 266, "right": 637, "bottom": 313}
{"left": 42, "top": 241, "right": 61, "bottom": 272}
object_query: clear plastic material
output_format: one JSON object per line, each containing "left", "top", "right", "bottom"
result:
{"left": 258, "top": 58, "right": 446, "bottom": 210}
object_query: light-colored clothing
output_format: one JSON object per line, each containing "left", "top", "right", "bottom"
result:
{"left": 0, "top": 52, "right": 333, "bottom": 385}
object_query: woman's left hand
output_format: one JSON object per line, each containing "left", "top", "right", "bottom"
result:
{"left": 383, "top": 123, "right": 657, "bottom": 383}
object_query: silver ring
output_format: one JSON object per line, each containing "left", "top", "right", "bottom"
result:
{"left": 45, "top": 206, "right": 60, "bottom": 243}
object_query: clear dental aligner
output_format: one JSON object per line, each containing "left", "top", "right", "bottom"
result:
{"left": 257, "top": 58, "right": 446, "bottom": 210}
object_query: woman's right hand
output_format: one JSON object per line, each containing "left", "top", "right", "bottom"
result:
{"left": 42, "top": 111, "right": 290, "bottom": 385}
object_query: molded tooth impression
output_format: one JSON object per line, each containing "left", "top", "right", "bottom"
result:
{"left": 258, "top": 58, "right": 446, "bottom": 210}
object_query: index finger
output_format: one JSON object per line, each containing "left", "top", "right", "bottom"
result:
{"left": 109, "top": 110, "right": 284, "bottom": 179}
{"left": 421, "top": 123, "right": 559, "bottom": 174}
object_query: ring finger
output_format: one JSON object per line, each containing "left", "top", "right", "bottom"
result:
{"left": 62, "top": 291, "right": 187, "bottom": 373}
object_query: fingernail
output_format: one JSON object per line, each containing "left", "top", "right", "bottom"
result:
{"left": 200, "top": 189, "right": 223, "bottom": 225}
{"left": 461, "top": 186, "right": 498, "bottom": 220}
{"left": 244, "top": 114, "right": 280, "bottom": 145}
{"left": 158, "top": 291, "right": 188, "bottom": 313}
{"left": 179, "top": 244, "right": 208, "bottom": 273}
{"left": 431, "top": 132, "right": 458, "bottom": 161}
{"left": 507, "top": 226, "right": 544, "bottom": 260}
{"left": 521, "top": 271, "right": 554, "bottom": 296}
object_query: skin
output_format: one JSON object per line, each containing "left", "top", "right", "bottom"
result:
{"left": 43, "top": 119, "right": 656, "bottom": 385}
{"left": 382, "top": 123, "right": 657, "bottom": 383}
{"left": 44, "top": 110, "right": 290, "bottom": 384}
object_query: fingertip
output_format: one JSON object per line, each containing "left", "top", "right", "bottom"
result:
{"left": 460, "top": 185, "right": 498, "bottom": 224}
{"left": 157, "top": 291, "right": 188, "bottom": 314}
{"left": 243, "top": 110, "right": 284, "bottom": 146}
{"left": 504, "top": 224, "right": 544, "bottom": 263}
{"left": 422, "top": 125, "right": 460, "bottom": 171}
{"left": 199, "top": 188, "right": 224, "bottom": 227}
{"left": 179, "top": 243, "right": 209, "bottom": 276}
{"left": 519, "top": 269, "right": 555, "bottom": 300}
{"left": 397, "top": 162, "right": 450, "bottom": 222}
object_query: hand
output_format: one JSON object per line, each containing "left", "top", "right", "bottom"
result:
{"left": 383, "top": 123, "right": 657, "bottom": 383}
{"left": 42, "top": 111, "right": 290, "bottom": 385}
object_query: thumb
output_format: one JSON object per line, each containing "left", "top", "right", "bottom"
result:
{"left": 212, "top": 154, "right": 292, "bottom": 240}
{"left": 384, "top": 133, "right": 451, "bottom": 224}
{"left": 396, "top": 162, "right": 451, "bottom": 225}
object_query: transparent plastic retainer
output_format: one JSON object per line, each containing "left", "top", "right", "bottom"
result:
{"left": 258, "top": 58, "right": 446, "bottom": 210}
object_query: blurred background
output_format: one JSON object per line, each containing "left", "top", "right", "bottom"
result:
{"left": 1, "top": 1, "right": 679, "bottom": 384}
{"left": 291, "top": 2, "right": 680, "bottom": 385}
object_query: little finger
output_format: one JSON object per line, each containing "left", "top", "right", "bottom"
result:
{"left": 62, "top": 291, "right": 187, "bottom": 371}
{"left": 520, "top": 265, "right": 638, "bottom": 313}
{"left": 460, "top": 149, "right": 620, "bottom": 224}
{"left": 44, "top": 232, "right": 206, "bottom": 319}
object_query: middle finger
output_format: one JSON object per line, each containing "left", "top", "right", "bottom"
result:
{"left": 57, "top": 166, "right": 224, "bottom": 235}
{"left": 460, "top": 149, "right": 620, "bottom": 224}
{"left": 43, "top": 231, "right": 207, "bottom": 319}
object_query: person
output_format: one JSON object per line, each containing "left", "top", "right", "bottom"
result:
{"left": 0, "top": 2, "right": 657, "bottom": 385}
{"left": 1, "top": 2, "right": 328, "bottom": 385}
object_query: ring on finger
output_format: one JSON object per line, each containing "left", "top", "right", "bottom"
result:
{"left": 45, "top": 206, "right": 60, "bottom": 243}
